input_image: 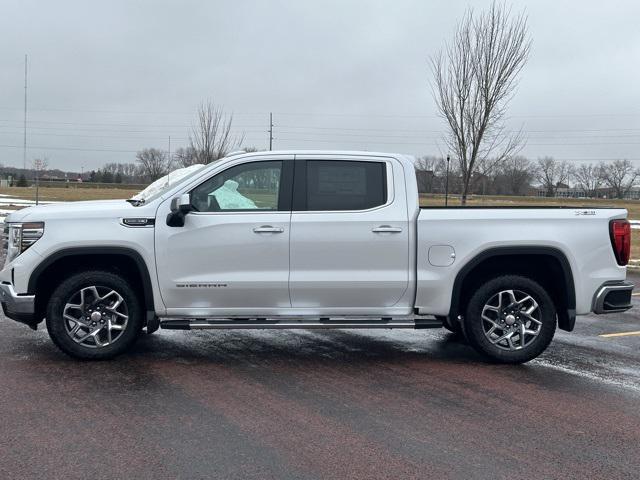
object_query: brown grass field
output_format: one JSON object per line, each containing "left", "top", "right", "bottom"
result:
{"left": 1, "top": 186, "right": 638, "bottom": 260}
{"left": 0, "top": 185, "right": 137, "bottom": 202}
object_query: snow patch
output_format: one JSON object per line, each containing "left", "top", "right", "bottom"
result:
{"left": 0, "top": 198, "right": 59, "bottom": 205}
{"left": 132, "top": 164, "right": 205, "bottom": 201}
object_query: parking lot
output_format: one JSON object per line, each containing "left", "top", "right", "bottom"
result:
{"left": 1, "top": 275, "right": 639, "bottom": 480}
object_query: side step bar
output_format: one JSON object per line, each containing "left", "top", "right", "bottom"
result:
{"left": 160, "top": 317, "right": 442, "bottom": 330}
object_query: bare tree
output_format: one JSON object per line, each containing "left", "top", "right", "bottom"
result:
{"left": 102, "top": 162, "right": 119, "bottom": 176}
{"left": 535, "top": 157, "right": 572, "bottom": 197}
{"left": 32, "top": 157, "right": 49, "bottom": 174}
{"left": 600, "top": 159, "right": 639, "bottom": 199}
{"left": 116, "top": 162, "right": 142, "bottom": 183}
{"left": 189, "top": 101, "right": 244, "bottom": 164}
{"left": 573, "top": 163, "right": 604, "bottom": 198}
{"left": 136, "top": 148, "right": 167, "bottom": 181}
{"left": 414, "top": 156, "right": 441, "bottom": 193}
{"left": 415, "top": 156, "right": 440, "bottom": 172}
{"left": 430, "top": 2, "right": 530, "bottom": 204}
{"left": 435, "top": 157, "right": 461, "bottom": 194}
{"left": 496, "top": 155, "right": 534, "bottom": 196}
{"left": 173, "top": 146, "right": 198, "bottom": 168}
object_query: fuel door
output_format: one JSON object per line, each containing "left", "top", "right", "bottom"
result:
{"left": 428, "top": 245, "right": 456, "bottom": 267}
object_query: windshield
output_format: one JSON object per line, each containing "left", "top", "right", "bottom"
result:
{"left": 129, "top": 164, "right": 207, "bottom": 204}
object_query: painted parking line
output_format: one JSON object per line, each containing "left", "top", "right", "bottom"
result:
{"left": 599, "top": 330, "right": 640, "bottom": 338}
{"left": 632, "top": 292, "right": 640, "bottom": 296}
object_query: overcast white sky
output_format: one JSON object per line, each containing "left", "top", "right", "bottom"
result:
{"left": 1, "top": 0, "right": 639, "bottom": 172}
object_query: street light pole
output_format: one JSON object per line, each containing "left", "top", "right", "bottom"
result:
{"left": 445, "top": 155, "right": 450, "bottom": 206}
{"left": 34, "top": 158, "right": 41, "bottom": 206}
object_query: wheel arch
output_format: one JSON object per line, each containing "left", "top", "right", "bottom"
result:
{"left": 449, "top": 246, "right": 576, "bottom": 332}
{"left": 28, "top": 247, "right": 155, "bottom": 325}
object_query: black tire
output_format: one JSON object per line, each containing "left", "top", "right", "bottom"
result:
{"left": 463, "top": 275, "right": 556, "bottom": 364}
{"left": 46, "top": 270, "right": 143, "bottom": 360}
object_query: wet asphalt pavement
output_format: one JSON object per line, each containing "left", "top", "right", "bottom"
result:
{"left": 1, "top": 277, "right": 640, "bottom": 479}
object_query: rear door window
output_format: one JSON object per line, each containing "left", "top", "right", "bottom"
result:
{"left": 304, "top": 160, "right": 387, "bottom": 211}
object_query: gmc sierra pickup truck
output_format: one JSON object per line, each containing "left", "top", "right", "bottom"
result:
{"left": 0, "top": 150, "right": 634, "bottom": 363}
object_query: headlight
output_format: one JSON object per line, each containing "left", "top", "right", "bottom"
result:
{"left": 4, "top": 222, "right": 44, "bottom": 264}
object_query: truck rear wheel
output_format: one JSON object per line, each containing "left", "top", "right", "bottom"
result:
{"left": 46, "top": 270, "right": 143, "bottom": 360}
{"left": 463, "top": 275, "right": 556, "bottom": 364}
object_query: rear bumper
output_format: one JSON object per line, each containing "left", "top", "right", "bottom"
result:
{"left": 0, "top": 283, "right": 37, "bottom": 328}
{"left": 592, "top": 281, "right": 634, "bottom": 314}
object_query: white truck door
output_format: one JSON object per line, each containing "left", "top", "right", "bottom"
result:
{"left": 155, "top": 156, "right": 294, "bottom": 314}
{"left": 289, "top": 156, "right": 409, "bottom": 309}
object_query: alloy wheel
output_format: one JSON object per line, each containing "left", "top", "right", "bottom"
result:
{"left": 481, "top": 289, "right": 542, "bottom": 351}
{"left": 62, "top": 285, "right": 129, "bottom": 348}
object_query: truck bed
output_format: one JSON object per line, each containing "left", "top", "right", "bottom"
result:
{"left": 415, "top": 206, "right": 627, "bottom": 317}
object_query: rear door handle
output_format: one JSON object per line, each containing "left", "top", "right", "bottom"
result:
{"left": 372, "top": 225, "right": 403, "bottom": 233}
{"left": 253, "top": 225, "right": 284, "bottom": 234}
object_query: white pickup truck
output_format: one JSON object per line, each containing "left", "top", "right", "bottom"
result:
{"left": 0, "top": 150, "right": 633, "bottom": 363}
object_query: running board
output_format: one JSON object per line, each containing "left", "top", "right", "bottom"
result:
{"left": 160, "top": 317, "right": 442, "bottom": 330}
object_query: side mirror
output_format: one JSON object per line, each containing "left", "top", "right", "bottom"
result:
{"left": 170, "top": 193, "right": 192, "bottom": 214}
{"left": 167, "top": 194, "right": 192, "bottom": 227}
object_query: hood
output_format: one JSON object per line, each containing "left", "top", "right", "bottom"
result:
{"left": 5, "top": 199, "right": 149, "bottom": 223}
{"left": 132, "top": 164, "right": 205, "bottom": 202}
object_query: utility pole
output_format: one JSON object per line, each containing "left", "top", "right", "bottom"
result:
{"left": 269, "top": 112, "right": 273, "bottom": 151}
{"left": 23, "top": 54, "right": 28, "bottom": 172}
{"left": 167, "top": 135, "right": 171, "bottom": 184}
{"left": 444, "top": 155, "right": 450, "bottom": 206}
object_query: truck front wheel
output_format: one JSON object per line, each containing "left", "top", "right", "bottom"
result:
{"left": 46, "top": 270, "right": 143, "bottom": 360}
{"left": 463, "top": 275, "right": 556, "bottom": 364}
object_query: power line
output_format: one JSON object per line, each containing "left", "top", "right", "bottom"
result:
{"left": 0, "top": 105, "right": 637, "bottom": 119}
{"left": 0, "top": 106, "right": 270, "bottom": 116}
{"left": 272, "top": 111, "right": 640, "bottom": 119}
{"left": 274, "top": 136, "right": 640, "bottom": 146}
{"left": 2, "top": 117, "right": 640, "bottom": 137}
{"left": 0, "top": 130, "right": 266, "bottom": 140}
{"left": 3, "top": 124, "right": 640, "bottom": 142}
{"left": 0, "top": 143, "right": 139, "bottom": 153}
{"left": 274, "top": 130, "right": 640, "bottom": 140}
{"left": 278, "top": 124, "right": 640, "bottom": 134}
{"left": 0, "top": 118, "right": 266, "bottom": 129}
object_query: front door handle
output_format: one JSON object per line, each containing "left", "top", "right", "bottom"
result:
{"left": 372, "top": 225, "right": 403, "bottom": 233}
{"left": 253, "top": 225, "right": 284, "bottom": 234}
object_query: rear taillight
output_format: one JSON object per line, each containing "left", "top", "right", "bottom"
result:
{"left": 610, "top": 219, "right": 631, "bottom": 266}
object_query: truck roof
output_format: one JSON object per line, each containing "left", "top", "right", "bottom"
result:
{"left": 230, "top": 149, "right": 414, "bottom": 160}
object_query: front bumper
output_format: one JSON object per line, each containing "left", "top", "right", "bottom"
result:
{"left": 0, "top": 283, "right": 36, "bottom": 328}
{"left": 592, "top": 281, "right": 634, "bottom": 314}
